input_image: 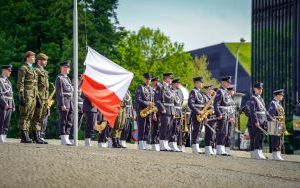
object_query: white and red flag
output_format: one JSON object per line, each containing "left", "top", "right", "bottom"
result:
{"left": 81, "top": 47, "right": 134, "bottom": 127}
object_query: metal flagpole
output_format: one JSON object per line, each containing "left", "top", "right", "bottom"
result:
{"left": 234, "top": 47, "right": 239, "bottom": 91}
{"left": 234, "top": 38, "right": 245, "bottom": 91}
{"left": 73, "top": 0, "right": 79, "bottom": 146}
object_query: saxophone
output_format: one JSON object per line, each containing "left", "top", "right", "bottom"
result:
{"left": 196, "top": 91, "right": 216, "bottom": 122}
{"left": 94, "top": 120, "right": 107, "bottom": 133}
{"left": 47, "top": 83, "right": 56, "bottom": 109}
{"left": 140, "top": 103, "right": 158, "bottom": 118}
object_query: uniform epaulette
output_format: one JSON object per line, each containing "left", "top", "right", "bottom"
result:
{"left": 19, "top": 65, "right": 29, "bottom": 72}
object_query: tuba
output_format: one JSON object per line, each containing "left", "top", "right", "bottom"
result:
{"left": 140, "top": 103, "right": 158, "bottom": 118}
{"left": 47, "top": 83, "right": 56, "bottom": 109}
{"left": 196, "top": 91, "right": 216, "bottom": 122}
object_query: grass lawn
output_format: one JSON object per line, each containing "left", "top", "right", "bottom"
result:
{"left": 225, "top": 42, "right": 251, "bottom": 75}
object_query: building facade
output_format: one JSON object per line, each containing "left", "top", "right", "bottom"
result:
{"left": 189, "top": 43, "right": 251, "bottom": 104}
{"left": 252, "top": 0, "right": 300, "bottom": 152}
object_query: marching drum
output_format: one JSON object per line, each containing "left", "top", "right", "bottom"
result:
{"left": 267, "top": 120, "right": 282, "bottom": 136}
{"left": 178, "top": 85, "right": 189, "bottom": 109}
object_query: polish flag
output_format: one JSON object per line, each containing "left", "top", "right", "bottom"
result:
{"left": 81, "top": 47, "right": 134, "bottom": 127}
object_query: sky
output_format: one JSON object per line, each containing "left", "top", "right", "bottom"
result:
{"left": 117, "top": 0, "right": 251, "bottom": 51}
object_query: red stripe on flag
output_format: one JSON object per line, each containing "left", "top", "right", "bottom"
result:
{"left": 81, "top": 75, "right": 121, "bottom": 127}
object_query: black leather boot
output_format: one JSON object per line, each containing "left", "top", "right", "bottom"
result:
{"left": 40, "top": 133, "right": 48, "bottom": 144}
{"left": 117, "top": 138, "right": 125, "bottom": 148}
{"left": 34, "top": 131, "right": 48, "bottom": 144}
{"left": 112, "top": 138, "right": 120, "bottom": 148}
{"left": 20, "top": 131, "right": 33, "bottom": 143}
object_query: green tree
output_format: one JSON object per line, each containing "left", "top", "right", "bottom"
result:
{"left": 114, "top": 27, "right": 195, "bottom": 91}
{"left": 114, "top": 27, "right": 218, "bottom": 92}
{"left": 192, "top": 55, "right": 218, "bottom": 87}
{"left": 0, "top": 0, "right": 124, "bottom": 138}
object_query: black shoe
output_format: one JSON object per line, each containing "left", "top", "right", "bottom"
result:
{"left": 32, "top": 131, "right": 46, "bottom": 144}
{"left": 117, "top": 139, "right": 125, "bottom": 148}
{"left": 221, "top": 153, "right": 231, "bottom": 156}
{"left": 40, "top": 133, "right": 48, "bottom": 144}
{"left": 20, "top": 131, "right": 33, "bottom": 143}
{"left": 41, "top": 138, "right": 48, "bottom": 144}
{"left": 112, "top": 138, "right": 120, "bottom": 148}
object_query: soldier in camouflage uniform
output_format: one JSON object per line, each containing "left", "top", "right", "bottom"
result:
{"left": 18, "top": 51, "right": 38, "bottom": 143}
{"left": 55, "top": 60, "right": 74, "bottom": 146}
{"left": 32, "top": 53, "right": 49, "bottom": 144}
{"left": 111, "top": 99, "right": 126, "bottom": 148}
{"left": 0, "top": 65, "right": 15, "bottom": 144}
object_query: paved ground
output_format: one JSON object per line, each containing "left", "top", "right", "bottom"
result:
{"left": 0, "top": 139, "right": 299, "bottom": 188}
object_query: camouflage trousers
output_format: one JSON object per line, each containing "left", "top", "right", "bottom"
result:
{"left": 32, "top": 100, "right": 48, "bottom": 131}
{"left": 111, "top": 108, "right": 126, "bottom": 138}
{"left": 19, "top": 96, "right": 36, "bottom": 131}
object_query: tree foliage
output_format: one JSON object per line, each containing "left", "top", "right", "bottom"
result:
{"left": 192, "top": 55, "right": 218, "bottom": 87}
{"left": 0, "top": 2, "right": 217, "bottom": 138}
{"left": 114, "top": 27, "right": 218, "bottom": 91}
{"left": 0, "top": 0, "right": 124, "bottom": 138}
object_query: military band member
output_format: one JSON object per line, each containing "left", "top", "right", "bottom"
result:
{"left": 82, "top": 94, "right": 98, "bottom": 147}
{"left": 268, "top": 89, "right": 285, "bottom": 160}
{"left": 97, "top": 112, "right": 109, "bottom": 148}
{"left": 135, "top": 72, "right": 154, "bottom": 150}
{"left": 203, "top": 84, "right": 217, "bottom": 155}
{"left": 55, "top": 60, "right": 74, "bottom": 146}
{"left": 246, "top": 118, "right": 255, "bottom": 158}
{"left": 180, "top": 104, "right": 190, "bottom": 153}
{"left": 155, "top": 72, "right": 176, "bottom": 152}
{"left": 151, "top": 77, "right": 161, "bottom": 151}
{"left": 170, "top": 78, "right": 183, "bottom": 152}
{"left": 213, "top": 76, "right": 232, "bottom": 156}
{"left": 18, "top": 51, "right": 38, "bottom": 143}
{"left": 78, "top": 75, "right": 84, "bottom": 128}
{"left": 188, "top": 76, "right": 205, "bottom": 154}
{"left": 120, "top": 90, "right": 135, "bottom": 148}
{"left": 32, "top": 53, "right": 49, "bottom": 144}
{"left": 224, "top": 85, "right": 236, "bottom": 154}
{"left": 69, "top": 74, "right": 84, "bottom": 142}
{"left": 243, "top": 95, "right": 255, "bottom": 158}
{"left": 250, "top": 82, "right": 273, "bottom": 159}
{"left": 0, "top": 65, "right": 14, "bottom": 143}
